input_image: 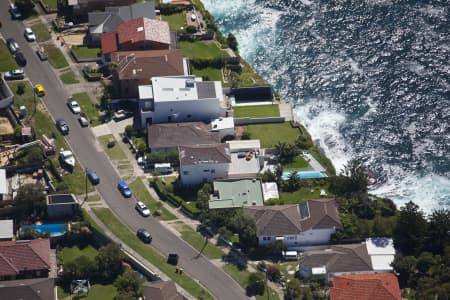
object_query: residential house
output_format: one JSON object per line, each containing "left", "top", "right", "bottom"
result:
{"left": 226, "top": 140, "right": 261, "bottom": 153}
{"left": 228, "top": 85, "right": 274, "bottom": 104}
{"left": 209, "top": 179, "right": 264, "bottom": 209}
{"left": 0, "top": 278, "right": 55, "bottom": 300}
{"left": 137, "top": 76, "right": 228, "bottom": 129}
{"left": 244, "top": 199, "right": 342, "bottom": 248}
{"left": 87, "top": 2, "right": 155, "bottom": 45}
{"left": 297, "top": 238, "right": 396, "bottom": 282}
{"left": 0, "top": 239, "right": 51, "bottom": 281}
{"left": 0, "top": 220, "right": 14, "bottom": 241}
{"left": 179, "top": 144, "right": 231, "bottom": 185}
{"left": 69, "top": 0, "right": 135, "bottom": 15}
{"left": 330, "top": 273, "right": 401, "bottom": 300}
{"left": 147, "top": 122, "right": 221, "bottom": 152}
{"left": 142, "top": 280, "right": 185, "bottom": 300}
{"left": 46, "top": 194, "right": 79, "bottom": 219}
{"left": 111, "top": 50, "right": 188, "bottom": 98}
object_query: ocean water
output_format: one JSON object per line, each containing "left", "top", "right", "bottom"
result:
{"left": 202, "top": 0, "right": 450, "bottom": 212}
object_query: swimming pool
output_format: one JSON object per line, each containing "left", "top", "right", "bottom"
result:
{"left": 281, "top": 171, "right": 327, "bottom": 180}
{"left": 21, "top": 224, "right": 67, "bottom": 237}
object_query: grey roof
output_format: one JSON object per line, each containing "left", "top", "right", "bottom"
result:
{"left": 196, "top": 82, "right": 216, "bottom": 99}
{"left": 0, "top": 278, "right": 55, "bottom": 300}
{"left": 142, "top": 281, "right": 184, "bottom": 300}
{"left": 179, "top": 144, "right": 231, "bottom": 166}
{"left": 88, "top": 2, "right": 155, "bottom": 35}
{"left": 0, "top": 220, "right": 13, "bottom": 240}
{"left": 47, "top": 194, "right": 76, "bottom": 204}
{"left": 299, "top": 243, "right": 373, "bottom": 273}
{"left": 148, "top": 122, "right": 221, "bottom": 150}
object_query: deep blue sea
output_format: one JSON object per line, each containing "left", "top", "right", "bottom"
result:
{"left": 202, "top": 0, "right": 450, "bottom": 212}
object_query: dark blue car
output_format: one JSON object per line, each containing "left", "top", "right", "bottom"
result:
{"left": 118, "top": 181, "right": 132, "bottom": 198}
{"left": 86, "top": 169, "right": 99, "bottom": 185}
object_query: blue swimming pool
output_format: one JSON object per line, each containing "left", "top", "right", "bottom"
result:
{"left": 21, "top": 224, "right": 67, "bottom": 237}
{"left": 281, "top": 171, "right": 326, "bottom": 180}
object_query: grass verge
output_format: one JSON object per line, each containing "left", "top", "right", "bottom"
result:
{"left": 178, "top": 41, "right": 228, "bottom": 60}
{"left": 98, "top": 135, "right": 127, "bottom": 160}
{"left": 72, "top": 92, "right": 102, "bottom": 126}
{"left": 244, "top": 122, "right": 299, "bottom": 148}
{"left": 282, "top": 156, "right": 312, "bottom": 170}
{"left": 60, "top": 70, "right": 79, "bottom": 84}
{"left": 72, "top": 46, "right": 101, "bottom": 59}
{"left": 233, "top": 104, "right": 280, "bottom": 118}
{"left": 161, "top": 12, "right": 187, "bottom": 31}
{"left": 178, "top": 225, "right": 224, "bottom": 259}
{"left": 31, "top": 22, "right": 51, "bottom": 42}
{"left": 44, "top": 44, "right": 69, "bottom": 69}
{"left": 92, "top": 208, "right": 213, "bottom": 300}
{"left": 60, "top": 245, "right": 98, "bottom": 263}
{"left": 0, "top": 40, "right": 18, "bottom": 71}
{"left": 129, "top": 178, "right": 177, "bottom": 221}
{"left": 191, "top": 66, "right": 223, "bottom": 82}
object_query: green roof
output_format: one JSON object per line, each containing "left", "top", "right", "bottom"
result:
{"left": 209, "top": 179, "right": 264, "bottom": 209}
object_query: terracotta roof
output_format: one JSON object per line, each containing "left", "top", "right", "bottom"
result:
{"left": 148, "top": 122, "right": 221, "bottom": 150}
{"left": 244, "top": 199, "right": 341, "bottom": 237}
{"left": 179, "top": 144, "right": 231, "bottom": 166}
{"left": 101, "top": 31, "right": 118, "bottom": 54}
{"left": 111, "top": 49, "right": 185, "bottom": 80}
{"left": 0, "top": 239, "right": 50, "bottom": 276}
{"left": 298, "top": 243, "right": 373, "bottom": 273}
{"left": 330, "top": 273, "right": 401, "bottom": 300}
{"left": 117, "top": 17, "right": 170, "bottom": 46}
{"left": 0, "top": 278, "right": 55, "bottom": 300}
{"left": 142, "top": 280, "right": 184, "bottom": 300}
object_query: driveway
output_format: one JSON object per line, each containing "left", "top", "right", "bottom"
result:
{"left": 0, "top": 4, "right": 248, "bottom": 300}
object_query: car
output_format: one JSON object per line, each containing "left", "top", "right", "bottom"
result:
{"left": 113, "top": 110, "right": 132, "bottom": 121}
{"left": 136, "top": 228, "right": 152, "bottom": 243}
{"left": 118, "top": 180, "right": 132, "bottom": 197}
{"left": 7, "top": 38, "right": 19, "bottom": 54}
{"left": 24, "top": 28, "right": 36, "bottom": 42}
{"left": 86, "top": 169, "right": 100, "bottom": 185}
{"left": 135, "top": 201, "right": 151, "bottom": 217}
{"left": 9, "top": 3, "right": 22, "bottom": 19}
{"left": 167, "top": 253, "right": 179, "bottom": 265}
{"left": 67, "top": 99, "right": 81, "bottom": 114}
{"left": 4, "top": 69, "right": 25, "bottom": 80}
{"left": 78, "top": 116, "right": 89, "bottom": 127}
{"left": 15, "top": 52, "right": 27, "bottom": 67}
{"left": 36, "top": 46, "right": 48, "bottom": 61}
{"left": 56, "top": 118, "right": 69, "bottom": 135}
{"left": 35, "top": 84, "right": 46, "bottom": 96}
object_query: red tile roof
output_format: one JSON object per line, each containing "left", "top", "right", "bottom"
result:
{"left": 101, "top": 31, "right": 118, "bottom": 54}
{"left": 330, "top": 273, "right": 401, "bottom": 300}
{"left": 117, "top": 17, "right": 170, "bottom": 46}
{"left": 0, "top": 239, "right": 50, "bottom": 276}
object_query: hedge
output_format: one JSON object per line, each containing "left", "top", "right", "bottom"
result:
{"left": 151, "top": 179, "right": 199, "bottom": 217}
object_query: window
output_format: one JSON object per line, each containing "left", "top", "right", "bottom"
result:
{"left": 211, "top": 169, "right": 215, "bottom": 173}
{"left": 187, "top": 114, "right": 192, "bottom": 118}
{"left": 183, "top": 171, "right": 189, "bottom": 175}
{"left": 203, "top": 169, "right": 210, "bottom": 172}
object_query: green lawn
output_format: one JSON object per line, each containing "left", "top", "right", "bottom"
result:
{"left": 42, "top": 0, "right": 58, "bottom": 9}
{"left": 191, "top": 66, "right": 223, "bottom": 82}
{"left": 129, "top": 178, "right": 176, "bottom": 221}
{"left": 79, "top": 284, "right": 117, "bottom": 300}
{"left": 60, "top": 70, "right": 79, "bottom": 84}
{"left": 72, "top": 92, "right": 102, "bottom": 126}
{"left": 275, "top": 186, "right": 332, "bottom": 205}
{"left": 60, "top": 245, "right": 98, "bottom": 264}
{"left": 86, "top": 194, "right": 101, "bottom": 202}
{"left": 178, "top": 41, "right": 228, "bottom": 60}
{"left": 179, "top": 225, "right": 224, "bottom": 259}
{"left": 72, "top": 46, "right": 101, "bottom": 59}
{"left": 92, "top": 208, "right": 213, "bottom": 300}
{"left": 31, "top": 22, "right": 51, "bottom": 42}
{"left": 44, "top": 45, "right": 69, "bottom": 69}
{"left": 244, "top": 122, "right": 299, "bottom": 148}
{"left": 98, "top": 135, "right": 127, "bottom": 160}
{"left": 0, "top": 40, "right": 18, "bottom": 71}
{"left": 162, "top": 12, "right": 187, "bottom": 31}
{"left": 282, "top": 156, "right": 312, "bottom": 170}
{"left": 239, "top": 60, "right": 267, "bottom": 86}
{"left": 233, "top": 104, "right": 280, "bottom": 118}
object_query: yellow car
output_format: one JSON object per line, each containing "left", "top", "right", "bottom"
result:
{"left": 35, "top": 84, "right": 45, "bottom": 96}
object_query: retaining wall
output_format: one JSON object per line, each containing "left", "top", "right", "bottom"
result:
{"left": 234, "top": 117, "right": 285, "bottom": 125}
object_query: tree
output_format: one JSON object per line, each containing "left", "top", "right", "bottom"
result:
{"left": 246, "top": 272, "right": 265, "bottom": 296}
{"left": 285, "top": 278, "right": 313, "bottom": 300}
{"left": 17, "top": 82, "right": 25, "bottom": 95}
{"left": 275, "top": 142, "right": 297, "bottom": 163}
{"left": 196, "top": 183, "right": 211, "bottom": 214}
{"left": 95, "top": 243, "right": 124, "bottom": 281}
{"left": 426, "top": 209, "right": 450, "bottom": 255}
{"left": 285, "top": 171, "right": 300, "bottom": 192}
{"left": 227, "top": 33, "right": 238, "bottom": 51}
{"left": 24, "top": 146, "right": 44, "bottom": 164}
{"left": 14, "top": 183, "right": 46, "bottom": 212}
{"left": 230, "top": 210, "right": 257, "bottom": 249}
{"left": 391, "top": 255, "right": 417, "bottom": 287}
{"left": 241, "top": 131, "right": 251, "bottom": 140}
{"left": 64, "top": 255, "right": 96, "bottom": 280}
{"left": 329, "top": 159, "right": 369, "bottom": 198}
{"left": 185, "top": 25, "right": 197, "bottom": 34}
{"left": 15, "top": 0, "right": 35, "bottom": 11}
{"left": 393, "top": 201, "right": 427, "bottom": 256}
{"left": 114, "top": 269, "right": 142, "bottom": 298}
{"left": 266, "top": 265, "right": 281, "bottom": 282}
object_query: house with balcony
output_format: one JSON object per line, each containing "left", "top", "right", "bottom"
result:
{"left": 136, "top": 76, "right": 228, "bottom": 129}
{"left": 244, "top": 199, "right": 342, "bottom": 249}
{"left": 209, "top": 179, "right": 264, "bottom": 209}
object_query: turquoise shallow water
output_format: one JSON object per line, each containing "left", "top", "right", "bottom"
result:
{"left": 202, "top": 0, "right": 450, "bottom": 212}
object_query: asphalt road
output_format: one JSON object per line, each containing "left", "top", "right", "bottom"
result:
{"left": 0, "top": 5, "right": 248, "bottom": 300}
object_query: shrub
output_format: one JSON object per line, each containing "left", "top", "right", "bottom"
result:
{"left": 266, "top": 265, "right": 281, "bottom": 282}
{"left": 186, "top": 25, "right": 197, "bottom": 34}
{"left": 17, "top": 82, "right": 26, "bottom": 95}
{"left": 246, "top": 272, "right": 265, "bottom": 296}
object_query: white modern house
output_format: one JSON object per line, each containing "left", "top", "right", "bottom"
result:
{"left": 137, "top": 76, "right": 228, "bottom": 129}
{"left": 244, "top": 199, "right": 342, "bottom": 249}
{"left": 179, "top": 144, "right": 231, "bottom": 185}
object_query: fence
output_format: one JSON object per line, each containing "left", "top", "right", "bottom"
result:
{"left": 234, "top": 117, "right": 285, "bottom": 125}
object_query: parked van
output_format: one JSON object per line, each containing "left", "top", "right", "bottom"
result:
{"left": 154, "top": 163, "right": 174, "bottom": 174}
{"left": 282, "top": 250, "right": 298, "bottom": 261}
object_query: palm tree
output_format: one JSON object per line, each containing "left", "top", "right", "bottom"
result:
{"left": 286, "top": 171, "right": 300, "bottom": 191}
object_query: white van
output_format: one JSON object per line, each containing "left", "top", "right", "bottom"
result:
{"left": 154, "top": 163, "right": 174, "bottom": 174}
{"left": 282, "top": 250, "right": 298, "bottom": 261}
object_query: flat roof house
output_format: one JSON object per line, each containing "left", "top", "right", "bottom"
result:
{"left": 244, "top": 199, "right": 342, "bottom": 248}
{"left": 0, "top": 239, "right": 51, "bottom": 281}
{"left": 137, "top": 76, "right": 227, "bottom": 129}
{"left": 46, "top": 194, "right": 78, "bottom": 219}
{"left": 111, "top": 50, "right": 188, "bottom": 98}
{"left": 0, "top": 220, "right": 14, "bottom": 241}
{"left": 209, "top": 179, "right": 264, "bottom": 209}
{"left": 0, "top": 278, "right": 55, "bottom": 300}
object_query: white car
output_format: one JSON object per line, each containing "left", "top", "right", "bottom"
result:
{"left": 59, "top": 149, "right": 75, "bottom": 167}
{"left": 24, "top": 28, "right": 36, "bottom": 42}
{"left": 67, "top": 100, "right": 81, "bottom": 114}
{"left": 135, "top": 201, "right": 151, "bottom": 217}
